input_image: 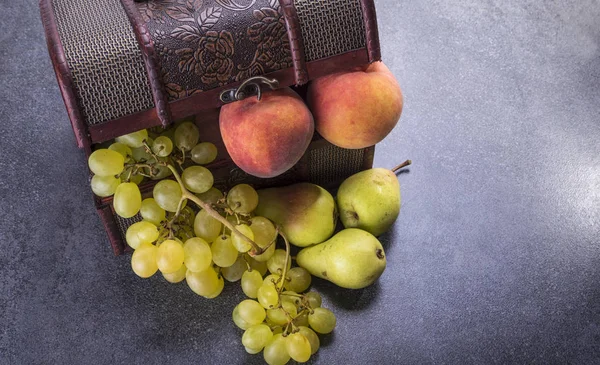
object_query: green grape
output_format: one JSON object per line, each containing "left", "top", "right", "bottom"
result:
{"left": 242, "top": 324, "right": 273, "bottom": 352}
{"left": 126, "top": 221, "right": 159, "bottom": 249}
{"left": 108, "top": 142, "right": 132, "bottom": 159}
{"left": 257, "top": 283, "right": 279, "bottom": 309}
{"left": 297, "top": 327, "right": 319, "bottom": 355}
{"left": 162, "top": 263, "right": 187, "bottom": 283}
{"left": 149, "top": 157, "right": 173, "bottom": 180}
{"left": 308, "top": 307, "right": 336, "bottom": 334}
{"left": 237, "top": 299, "right": 267, "bottom": 326}
{"left": 140, "top": 198, "right": 166, "bottom": 226}
{"left": 182, "top": 166, "right": 214, "bottom": 194}
{"left": 281, "top": 291, "right": 302, "bottom": 308}
{"left": 151, "top": 136, "right": 173, "bottom": 157}
{"left": 305, "top": 292, "right": 322, "bottom": 309}
{"left": 120, "top": 167, "right": 144, "bottom": 185}
{"left": 91, "top": 174, "right": 120, "bottom": 197}
{"left": 156, "top": 239, "right": 185, "bottom": 274}
{"left": 115, "top": 129, "right": 148, "bottom": 148}
{"left": 193, "top": 209, "right": 222, "bottom": 242}
{"left": 221, "top": 255, "right": 246, "bottom": 282}
{"left": 178, "top": 206, "right": 196, "bottom": 227}
{"left": 267, "top": 301, "right": 297, "bottom": 326}
{"left": 285, "top": 333, "right": 311, "bottom": 363}
{"left": 211, "top": 235, "right": 238, "bottom": 268}
{"left": 153, "top": 180, "right": 182, "bottom": 212}
{"left": 294, "top": 312, "right": 309, "bottom": 328}
{"left": 191, "top": 142, "right": 218, "bottom": 164}
{"left": 241, "top": 269, "right": 263, "bottom": 298}
{"left": 174, "top": 122, "right": 199, "bottom": 151}
{"left": 131, "top": 144, "right": 152, "bottom": 163}
{"left": 284, "top": 267, "right": 311, "bottom": 293}
{"left": 227, "top": 184, "right": 259, "bottom": 214}
{"left": 263, "top": 334, "right": 290, "bottom": 365}
{"left": 113, "top": 182, "right": 142, "bottom": 218}
{"left": 247, "top": 256, "right": 268, "bottom": 276}
{"left": 204, "top": 275, "right": 224, "bottom": 299}
{"left": 231, "top": 224, "right": 254, "bottom": 253}
{"left": 186, "top": 267, "right": 220, "bottom": 297}
{"left": 88, "top": 149, "right": 125, "bottom": 177}
{"left": 248, "top": 216, "right": 277, "bottom": 262}
{"left": 267, "top": 249, "right": 291, "bottom": 275}
{"left": 131, "top": 242, "right": 158, "bottom": 278}
{"left": 195, "top": 187, "right": 223, "bottom": 205}
{"left": 183, "top": 237, "right": 212, "bottom": 273}
{"left": 232, "top": 306, "right": 252, "bottom": 330}
{"left": 271, "top": 326, "right": 283, "bottom": 335}
{"left": 263, "top": 274, "right": 283, "bottom": 290}
{"left": 245, "top": 347, "right": 261, "bottom": 355}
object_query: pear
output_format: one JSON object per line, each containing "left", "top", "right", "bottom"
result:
{"left": 255, "top": 183, "right": 336, "bottom": 247}
{"left": 336, "top": 161, "right": 410, "bottom": 236}
{"left": 296, "top": 228, "right": 386, "bottom": 289}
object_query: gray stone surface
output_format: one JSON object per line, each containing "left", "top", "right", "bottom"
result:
{"left": 1, "top": 0, "right": 599, "bottom": 364}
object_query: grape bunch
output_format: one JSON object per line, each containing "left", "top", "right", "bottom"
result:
{"left": 86, "top": 122, "right": 337, "bottom": 364}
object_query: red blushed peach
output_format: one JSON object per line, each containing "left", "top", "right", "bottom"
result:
{"left": 219, "top": 87, "right": 314, "bottom": 178}
{"left": 307, "top": 61, "right": 403, "bottom": 149}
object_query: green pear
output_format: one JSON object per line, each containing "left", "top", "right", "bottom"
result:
{"left": 296, "top": 228, "right": 386, "bottom": 289}
{"left": 336, "top": 167, "right": 401, "bottom": 237}
{"left": 255, "top": 183, "right": 336, "bottom": 247}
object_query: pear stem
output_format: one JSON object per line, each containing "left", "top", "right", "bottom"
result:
{"left": 391, "top": 159, "right": 412, "bottom": 173}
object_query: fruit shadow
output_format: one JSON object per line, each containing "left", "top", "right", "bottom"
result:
{"left": 309, "top": 277, "right": 381, "bottom": 312}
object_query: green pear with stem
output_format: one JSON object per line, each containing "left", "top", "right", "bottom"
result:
{"left": 336, "top": 160, "right": 411, "bottom": 237}
{"left": 296, "top": 228, "right": 386, "bottom": 289}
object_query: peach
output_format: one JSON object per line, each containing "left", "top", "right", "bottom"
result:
{"left": 307, "top": 61, "right": 403, "bottom": 149}
{"left": 219, "top": 87, "right": 314, "bottom": 178}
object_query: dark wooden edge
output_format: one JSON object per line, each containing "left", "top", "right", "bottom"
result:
{"left": 96, "top": 204, "right": 125, "bottom": 256}
{"left": 87, "top": 49, "right": 369, "bottom": 144}
{"left": 279, "top": 0, "right": 309, "bottom": 85}
{"left": 39, "top": 0, "right": 90, "bottom": 149}
{"left": 359, "top": 0, "right": 382, "bottom": 62}
{"left": 120, "top": 0, "right": 172, "bottom": 128}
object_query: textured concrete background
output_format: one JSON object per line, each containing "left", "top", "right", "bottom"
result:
{"left": 1, "top": 0, "right": 599, "bottom": 364}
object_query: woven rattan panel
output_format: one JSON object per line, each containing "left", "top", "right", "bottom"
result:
{"left": 294, "top": 0, "right": 366, "bottom": 62}
{"left": 308, "top": 145, "right": 365, "bottom": 187}
{"left": 115, "top": 212, "right": 143, "bottom": 242}
{"left": 52, "top": 0, "right": 154, "bottom": 126}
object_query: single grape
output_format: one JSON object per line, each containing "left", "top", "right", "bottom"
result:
{"left": 131, "top": 242, "right": 158, "bottom": 278}
{"left": 182, "top": 166, "right": 213, "bottom": 194}
{"left": 191, "top": 142, "right": 218, "bottom": 164}
{"left": 140, "top": 198, "right": 166, "bottom": 226}
{"left": 267, "top": 249, "right": 291, "bottom": 276}
{"left": 248, "top": 216, "right": 277, "bottom": 262}
{"left": 88, "top": 149, "right": 125, "bottom": 177}
{"left": 115, "top": 129, "right": 148, "bottom": 148}
{"left": 204, "top": 275, "right": 225, "bottom": 299}
{"left": 227, "top": 184, "right": 259, "bottom": 214}
{"left": 120, "top": 167, "right": 144, "bottom": 185}
{"left": 285, "top": 332, "right": 311, "bottom": 363}
{"left": 211, "top": 235, "right": 238, "bottom": 268}
{"left": 263, "top": 333, "right": 290, "bottom": 365}
{"left": 153, "top": 179, "right": 182, "bottom": 212}
{"left": 174, "top": 122, "right": 199, "bottom": 151}
{"left": 221, "top": 255, "right": 246, "bottom": 282}
{"left": 193, "top": 209, "right": 222, "bottom": 243}
{"left": 284, "top": 267, "right": 311, "bottom": 293}
{"left": 281, "top": 291, "right": 302, "bottom": 308}
{"left": 113, "top": 182, "right": 142, "bottom": 218}
{"left": 242, "top": 324, "right": 273, "bottom": 352}
{"left": 126, "top": 221, "right": 159, "bottom": 249}
{"left": 266, "top": 301, "right": 297, "bottom": 326}
{"left": 247, "top": 256, "right": 268, "bottom": 276}
{"left": 232, "top": 306, "right": 252, "bottom": 330}
{"left": 231, "top": 224, "right": 254, "bottom": 253}
{"left": 156, "top": 239, "right": 185, "bottom": 274}
{"left": 162, "top": 263, "right": 187, "bottom": 283}
{"left": 294, "top": 312, "right": 309, "bottom": 328}
{"left": 195, "top": 187, "right": 223, "bottom": 205}
{"left": 305, "top": 292, "right": 322, "bottom": 309}
{"left": 151, "top": 136, "right": 173, "bottom": 157}
{"left": 308, "top": 307, "right": 336, "bottom": 334}
{"left": 241, "top": 269, "right": 263, "bottom": 298}
{"left": 263, "top": 274, "right": 283, "bottom": 290}
{"left": 91, "top": 174, "right": 120, "bottom": 197}
{"left": 245, "top": 347, "right": 261, "bottom": 355}
{"left": 131, "top": 144, "right": 153, "bottom": 163}
{"left": 186, "top": 267, "right": 220, "bottom": 297}
{"left": 297, "top": 327, "right": 319, "bottom": 355}
{"left": 108, "top": 142, "right": 132, "bottom": 159}
{"left": 272, "top": 326, "right": 283, "bottom": 335}
{"left": 237, "top": 299, "right": 266, "bottom": 326}
{"left": 183, "top": 237, "right": 212, "bottom": 273}
{"left": 149, "top": 156, "right": 173, "bottom": 180}
{"left": 257, "top": 283, "right": 279, "bottom": 309}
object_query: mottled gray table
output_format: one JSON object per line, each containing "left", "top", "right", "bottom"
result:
{"left": 1, "top": 1, "right": 599, "bottom": 364}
